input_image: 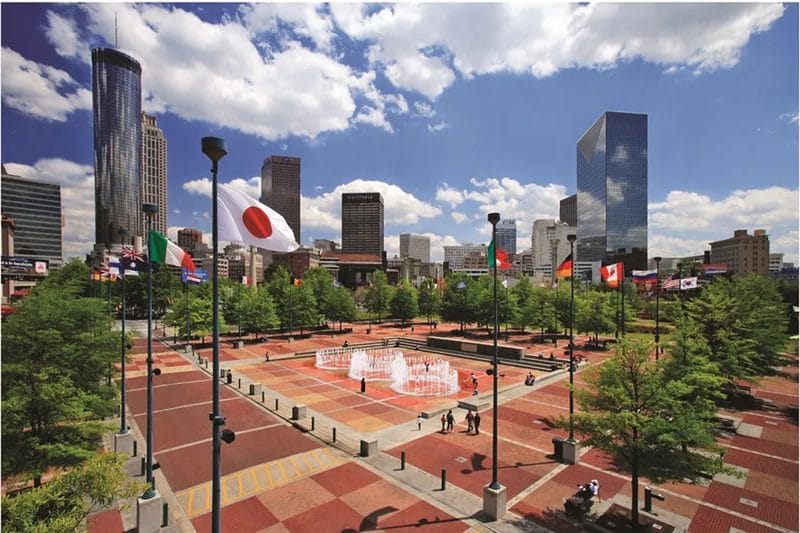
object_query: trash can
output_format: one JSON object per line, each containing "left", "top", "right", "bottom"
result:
{"left": 552, "top": 437, "right": 565, "bottom": 461}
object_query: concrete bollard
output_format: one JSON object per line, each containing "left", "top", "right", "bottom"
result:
{"left": 401, "top": 451, "right": 406, "bottom": 470}
{"left": 441, "top": 469, "right": 446, "bottom": 490}
{"left": 262, "top": 391, "right": 265, "bottom": 402}
{"left": 140, "top": 457, "right": 145, "bottom": 476}
{"left": 274, "top": 398, "right": 279, "bottom": 411}
{"left": 161, "top": 502, "right": 169, "bottom": 527}
{"left": 311, "top": 416, "right": 315, "bottom": 431}
{"left": 332, "top": 427, "right": 337, "bottom": 443}
{"left": 133, "top": 440, "right": 138, "bottom": 457}
{"left": 237, "top": 378, "right": 241, "bottom": 389}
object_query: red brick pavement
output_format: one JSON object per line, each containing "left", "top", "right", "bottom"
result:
{"left": 87, "top": 508, "right": 124, "bottom": 532}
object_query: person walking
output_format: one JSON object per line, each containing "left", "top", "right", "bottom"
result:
{"left": 446, "top": 410, "right": 455, "bottom": 433}
{"left": 417, "top": 414, "right": 423, "bottom": 431}
{"left": 360, "top": 377, "right": 366, "bottom": 394}
{"left": 440, "top": 413, "right": 447, "bottom": 433}
{"left": 473, "top": 412, "right": 481, "bottom": 435}
{"left": 466, "top": 410, "right": 475, "bottom": 433}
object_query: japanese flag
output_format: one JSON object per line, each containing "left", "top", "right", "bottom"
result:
{"left": 218, "top": 184, "right": 299, "bottom": 252}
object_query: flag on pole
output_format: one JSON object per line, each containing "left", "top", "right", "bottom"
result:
{"left": 680, "top": 277, "right": 698, "bottom": 290}
{"left": 487, "top": 240, "right": 511, "bottom": 269}
{"left": 600, "top": 262, "right": 623, "bottom": 288}
{"left": 149, "top": 230, "right": 195, "bottom": 272}
{"left": 218, "top": 183, "right": 299, "bottom": 252}
{"left": 109, "top": 258, "right": 140, "bottom": 277}
{"left": 662, "top": 275, "right": 679, "bottom": 290}
{"left": 555, "top": 253, "right": 573, "bottom": 278}
{"left": 632, "top": 269, "right": 657, "bottom": 283}
{"left": 702, "top": 264, "right": 727, "bottom": 275}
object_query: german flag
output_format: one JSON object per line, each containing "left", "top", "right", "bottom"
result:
{"left": 555, "top": 253, "right": 573, "bottom": 278}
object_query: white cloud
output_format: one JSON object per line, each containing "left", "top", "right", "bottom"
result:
{"left": 451, "top": 212, "right": 468, "bottom": 224}
{"left": 413, "top": 101, "right": 436, "bottom": 118}
{"left": 302, "top": 178, "right": 442, "bottom": 231}
{"left": 182, "top": 176, "right": 260, "bottom": 199}
{"left": 779, "top": 111, "right": 799, "bottom": 124}
{"left": 427, "top": 121, "right": 448, "bottom": 132}
{"left": 240, "top": 3, "right": 337, "bottom": 53}
{"left": 331, "top": 3, "right": 783, "bottom": 96}
{"left": 435, "top": 183, "right": 465, "bottom": 208}
{"left": 4, "top": 159, "right": 94, "bottom": 259}
{"left": 648, "top": 187, "right": 799, "bottom": 263}
{"left": 44, "top": 10, "right": 86, "bottom": 59}
{"left": 1, "top": 47, "right": 91, "bottom": 121}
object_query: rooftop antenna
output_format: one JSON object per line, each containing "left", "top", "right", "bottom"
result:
{"left": 115, "top": 12, "right": 118, "bottom": 48}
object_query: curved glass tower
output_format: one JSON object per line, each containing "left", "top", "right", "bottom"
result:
{"left": 92, "top": 48, "right": 142, "bottom": 247}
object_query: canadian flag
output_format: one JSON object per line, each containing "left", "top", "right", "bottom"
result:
{"left": 600, "top": 262, "right": 623, "bottom": 288}
{"left": 218, "top": 184, "right": 299, "bottom": 252}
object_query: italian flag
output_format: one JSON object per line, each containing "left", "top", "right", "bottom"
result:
{"left": 149, "top": 230, "right": 196, "bottom": 272}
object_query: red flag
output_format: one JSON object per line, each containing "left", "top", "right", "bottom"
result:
{"left": 600, "top": 262, "right": 623, "bottom": 288}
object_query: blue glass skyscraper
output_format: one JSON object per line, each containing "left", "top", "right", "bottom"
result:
{"left": 576, "top": 111, "right": 647, "bottom": 273}
{"left": 92, "top": 48, "right": 142, "bottom": 248}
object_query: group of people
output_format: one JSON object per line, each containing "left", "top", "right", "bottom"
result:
{"left": 524, "top": 372, "right": 536, "bottom": 386}
{"left": 563, "top": 479, "right": 600, "bottom": 517}
{"left": 439, "top": 409, "right": 481, "bottom": 434}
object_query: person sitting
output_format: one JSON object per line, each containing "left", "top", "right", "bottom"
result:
{"left": 343, "top": 340, "right": 349, "bottom": 348}
{"left": 549, "top": 352, "right": 555, "bottom": 360}
{"left": 564, "top": 481, "right": 596, "bottom": 517}
{"left": 524, "top": 372, "right": 535, "bottom": 386}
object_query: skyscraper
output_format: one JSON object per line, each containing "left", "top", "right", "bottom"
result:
{"left": 1, "top": 168, "right": 63, "bottom": 266}
{"left": 496, "top": 219, "right": 517, "bottom": 256}
{"left": 399, "top": 233, "right": 430, "bottom": 263}
{"left": 576, "top": 111, "right": 647, "bottom": 272}
{"left": 341, "top": 193, "right": 384, "bottom": 255}
{"left": 141, "top": 112, "right": 167, "bottom": 236}
{"left": 92, "top": 48, "right": 142, "bottom": 249}
{"left": 260, "top": 156, "right": 301, "bottom": 243}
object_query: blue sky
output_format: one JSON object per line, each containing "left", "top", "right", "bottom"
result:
{"left": 2, "top": 3, "right": 798, "bottom": 264}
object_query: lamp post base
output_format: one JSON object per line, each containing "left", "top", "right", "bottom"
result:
{"left": 563, "top": 439, "right": 580, "bottom": 465}
{"left": 136, "top": 489, "right": 163, "bottom": 533}
{"left": 482, "top": 483, "right": 507, "bottom": 521}
{"left": 114, "top": 431, "right": 134, "bottom": 457}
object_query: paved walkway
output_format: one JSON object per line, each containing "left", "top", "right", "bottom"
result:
{"left": 91, "top": 321, "right": 797, "bottom": 532}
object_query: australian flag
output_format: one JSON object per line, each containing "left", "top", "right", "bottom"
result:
{"left": 120, "top": 246, "right": 156, "bottom": 273}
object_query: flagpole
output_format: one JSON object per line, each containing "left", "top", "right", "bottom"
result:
{"left": 142, "top": 204, "right": 158, "bottom": 499}
{"left": 654, "top": 257, "right": 661, "bottom": 361}
{"left": 488, "top": 213, "right": 501, "bottom": 489}
{"left": 620, "top": 276, "right": 625, "bottom": 336}
{"left": 567, "top": 234, "right": 576, "bottom": 442}
{"left": 119, "top": 265, "right": 127, "bottom": 436}
{"left": 203, "top": 137, "right": 228, "bottom": 533}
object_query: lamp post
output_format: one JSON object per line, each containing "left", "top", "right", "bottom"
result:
{"left": 653, "top": 257, "right": 661, "bottom": 361}
{"left": 142, "top": 203, "right": 158, "bottom": 499}
{"left": 488, "top": 212, "right": 501, "bottom": 490}
{"left": 203, "top": 136, "right": 227, "bottom": 533}
{"left": 567, "top": 234, "right": 576, "bottom": 442}
{"left": 118, "top": 230, "right": 128, "bottom": 437}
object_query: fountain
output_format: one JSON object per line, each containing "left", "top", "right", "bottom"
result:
{"left": 315, "top": 347, "right": 460, "bottom": 397}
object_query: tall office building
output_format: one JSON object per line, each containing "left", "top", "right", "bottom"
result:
{"left": 576, "top": 111, "right": 648, "bottom": 272}
{"left": 399, "top": 233, "right": 430, "bottom": 263}
{"left": 178, "top": 227, "right": 209, "bottom": 259}
{"left": 260, "top": 156, "right": 301, "bottom": 243}
{"left": 496, "top": 219, "right": 517, "bottom": 256}
{"left": 530, "top": 219, "right": 575, "bottom": 269}
{"left": 1, "top": 168, "right": 63, "bottom": 266}
{"left": 141, "top": 112, "right": 167, "bottom": 236}
{"left": 92, "top": 48, "right": 142, "bottom": 249}
{"left": 443, "top": 243, "right": 488, "bottom": 270}
{"left": 710, "top": 229, "right": 770, "bottom": 276}
{"left": 341, "top": 193, "right": 384, "bottom": 255}
{"left": 559, "top": 194, "right": 577, "bottom": 227}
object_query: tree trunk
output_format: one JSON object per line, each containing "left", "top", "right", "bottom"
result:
{"left": 631, "top": 462, "right": 640, "bottom": 527}
{"left": 33, "top": 474, "right": 42, "bottom": 487}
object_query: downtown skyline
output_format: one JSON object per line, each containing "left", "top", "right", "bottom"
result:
{"left": 1, "top": 3, "right": 798, "bottom": 265}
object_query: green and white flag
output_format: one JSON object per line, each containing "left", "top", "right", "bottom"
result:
{"left": 149, "top": 230, "right": 196, "bottom": 272}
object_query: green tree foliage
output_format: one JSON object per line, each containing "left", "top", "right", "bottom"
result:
{"left": 438, "top": 274, "right": 472, "bottom": 331}
{"left": 303, "top": 267, "right": 335, "bottom": 320}
{"left": 575, "top": 290, "right": 615, "bottom": 342}
{"left": 2, "top": 285, "right": 118, "bottom": 486}
{"left": 390, "top": 280, "right": 419, "bottom": 327}
{"left": 681, "top": 276, "right": 788, "bottom": 383}
{"left": 1, "top": 453, "right": 146, "bottom": 533}
{"left": 569, "top": 337, "right": 728, "bottom": 527}
{"left": 416, "top": 278, "right": 441, "bottom": 325}
{"left": 775, "top": 279, "right": 799, "bottom": 334}
{"left": 220, "top": 279, "right": 247, "bottom": 332}
{"left": 38, "top": 258, "right": 91, "bottom": 297}
{"left": 365, "top": 271, "right": 393, "bottom": 323}
{"left": 325, "top": 287, "right": 357, "bottom": 330}
{"left": 510, "top": 277, "right": 534, "bottom": 331}
{"left": 162, "top": 286, "right": 216, "bottom": 342}
{"left": 239, "top": 287, "right": 279, "bottom": 336}
{"left": 523, "top": 286, "right": 554, "bottom": 336}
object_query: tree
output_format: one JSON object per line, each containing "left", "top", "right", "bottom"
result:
{"left": 439, "top": 274, "right": 471, "bottom": 331}
{"left": 417, "top": 278, "right": 440, "bottom": 327}
{"left": 162, "top": 288, "right": 215, "bottom": 342}
{"left": 2, "top": 453, "right": 146, "bottom": 533}
{"left": 325, "top": 287, "right": 357, "bottom": 330}
{"left": 2, "top": 285, "right": 118, "bottom": 486}
{"left": 511, "top": 277, "right": 534, "bottom": 331}
{"left": 574, "top": 290, "right": 615, "bottom": 343}
{"left": 240, "top": 287, "right": 279, "bottom": 337}
{"left": 524, "top": 286, "right": 553, "bottom": 337}
{"left": 390, "top": 280, "right": 419, "bottom": 328}
{"left": 365, "top": 271, "right": 393, "bottom": 324}
{"left": 38, "top": 258, "right": 91, "bottom": 297}
{"left": 303, "top": 267, "right": 335, "bottom": 323}
{"left": 568, "top": 337, "right": 728, "bottom": 527}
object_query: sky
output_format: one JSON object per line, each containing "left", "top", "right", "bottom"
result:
{"left": 1, "top": 2, "right": 798, "bottom": 265}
